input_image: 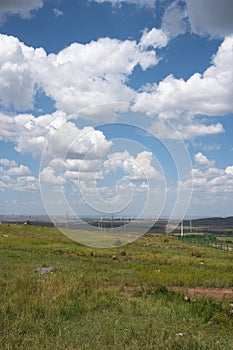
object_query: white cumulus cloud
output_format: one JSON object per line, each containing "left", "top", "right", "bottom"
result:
{"left": 107, "top": 150, "right": 162, "bottom": 181}
{"left": 0, "top": 111, "right": 112, "bottom": 161}
{"left": 0, "top": 34, "right": 46, "bottom": 111}
{"left": 194, "top": 152, "right": 215, "bottom": 169}
{"left": 5, "top": 164, "right": 31, "bottom": 176}
{"left": 136, "top": 36, "right": 233, "bottom": 116}
{"left": 161, "top": 1, "right": 188, "bottom": 38}
{"left": 134, "top": 35, "right": 233, "bottom": 139}
{"left": 0, "top": 158, "right": 17, "bottom": 167}
{"left": 40, "top": 166, "right": 66, "bottom": 185}
{"left": 140, "top": 28, "right": 168, "bottom": 49}
{"left": 0, "top": 160, "right": 37, "bottom": 192}
{"left": 40, "top": 37, "right": 158, "bottom": 114}
{"left": 0, "top": 33, "right": 163, "bottom": 116}
{"left": 225, "top": 166, "right": 233, "bottom": 176}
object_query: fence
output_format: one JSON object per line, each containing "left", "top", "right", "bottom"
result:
{"left": 179, "top": 234, "right": 233, "bottom": 252}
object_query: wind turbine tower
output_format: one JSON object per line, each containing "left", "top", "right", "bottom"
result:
{"left": 181, "top": 220, "right": 184, "bottom": 238}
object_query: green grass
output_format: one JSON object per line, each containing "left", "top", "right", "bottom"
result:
{"left": 0, "top": 224, "right": 233, "bottom": 349}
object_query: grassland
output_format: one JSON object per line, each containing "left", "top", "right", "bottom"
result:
{"left": 0, "top": 224, "right": 233, "bottom": 349}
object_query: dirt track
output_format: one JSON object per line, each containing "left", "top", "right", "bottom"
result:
{"left": 102, "top": 285, "right": 233, "bottom": 299}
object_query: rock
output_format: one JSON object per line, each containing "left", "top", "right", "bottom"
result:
{"left": 23, "top": 220, "right": 31, "bottom": 225}
{"left": 35, "top": 266, "right": 57, "bottom": 274}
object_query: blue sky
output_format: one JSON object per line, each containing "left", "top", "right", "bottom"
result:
{"left": 0, "top": 0, "right": 233, "bottom": 219}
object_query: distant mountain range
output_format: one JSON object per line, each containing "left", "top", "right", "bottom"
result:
{"left": 1, "top": 215, "right": 233, "bottom": 230}
{"left": 183, "top": 217, "right": 233, "bottom": 228}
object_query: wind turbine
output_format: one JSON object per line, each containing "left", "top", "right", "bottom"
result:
{"left": 181, "top": 220, "right": 184, "bottom": 238}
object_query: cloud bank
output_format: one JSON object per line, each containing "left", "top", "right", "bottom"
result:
{"left": 186, "top": 0, "right": 233, "bottom": 38}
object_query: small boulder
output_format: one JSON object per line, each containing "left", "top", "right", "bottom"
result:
{"left": 35, "top": 266, "right": 57, "bottom": 275}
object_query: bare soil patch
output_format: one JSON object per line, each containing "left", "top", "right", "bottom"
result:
{"left": 171, "top": 286, "right": 233, "bottom": 299}
{"left": 102, "top": 285, "right": 233, "bottom": 299}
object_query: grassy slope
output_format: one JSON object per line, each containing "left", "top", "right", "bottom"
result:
{"left": 0, "top": 224, "right": 233, "bottom": 350}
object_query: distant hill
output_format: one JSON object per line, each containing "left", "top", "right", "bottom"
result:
{"left": 148, "top": 216, "right": 233, "bottom": 233}
{"left": 184, "top": 216, "right": 233, "bottom": 228}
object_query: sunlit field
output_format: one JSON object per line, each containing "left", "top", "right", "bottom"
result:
{"left": 0, "top": 224, "right": 233, "bottom": 349}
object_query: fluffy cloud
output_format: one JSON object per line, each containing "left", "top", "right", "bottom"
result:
{"left": 0, "top": 30, "right": 232, "bottom": 157}
{"left": 186, "top": 0, "right": 233, "bottom": 38}
{"left": 0, "top": 34, "right": 161, "bottom": 115}
{"left": 0, "top": 158, "right": 31, "bottom": 177}
{"left": 4, "top": 164, "right": 31, "bottom": 176}
{"left": 0, "top": 0, "right": 45, "bottom": 19}
{"left": 0, "top": 175, "right": 38, "bottom": 192}
{"left": 180, "top": 162, "right": 233, "bottom": 195}
{"left": 40, "top": 149, "right": 163, "bottom": 214}
{"left": 46, "top": 123, "right": 113, "bottom": 160}
{"left": 40, "top": 167, "right": 66, "bottom": 185}
{"left": 0, "top": 34, "right": 46, "bottom": 110}
{"left": 64, "top": 171, "right": 103, "bottom": 181}
{"left": 0, "top": 158, "right": 17, "bottom": 167}
{"left": 40, "top": 149, "right": 162, "bottom": 215}
{"left": 43, "top": 149, "right": 162, "bottom": 187}
{"left": 140, "top": 28, "right": 168, "bottom": 49}
{"left": 63, "top": 159, "right": 102, "bottom": 172}
{"left": 161, "top": 1, "right": 188, "bottom": 38}
{"left": 106, "top": 150, "right": 162, "bottom": 181}
{"left": 134, "top": 35, "right": 233, "bottom": 139}
{"left": 0, "top": 111, "right": 112, "bottom": 161}
{"left": 136, "top": 36, "right": 233, "bottom": 116}
{"left": 40, "top": 38, "right": 158, "bottom": 114}
{"left": 194, "top": 152, "right": 215, "bottom": 168}
{"left": 62, "top": 159, "right": 103, "bottom": 181}
{"left": 225, "top": 166, "right": 233, "bottom": 176}
{"left": 0, "top": 110, "right": 66, "bottom": 157}
{"left": 0, "top": 159, "right": 37, "bottom": 192}
{"left": 149, "top": 118, "right": 224, "bottom": 140}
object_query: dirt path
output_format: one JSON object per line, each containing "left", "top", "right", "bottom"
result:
{"left": 102, "top": 285, "right": 233, "bottom": 299}
{"left": 171, "top": 286, "right": 233, "bottom": 299}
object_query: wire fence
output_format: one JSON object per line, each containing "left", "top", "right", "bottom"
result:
{"left": 179, "top": 234, "right": 233, "bottom": 252}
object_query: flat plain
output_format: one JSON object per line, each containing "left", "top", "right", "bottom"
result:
{"left": 0, "top": 224, "right": 233, "bottom": 349}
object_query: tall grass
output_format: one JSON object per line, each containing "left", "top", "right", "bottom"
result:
{"left": 0, "top": 224, "right": 233, "bottom": 349}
